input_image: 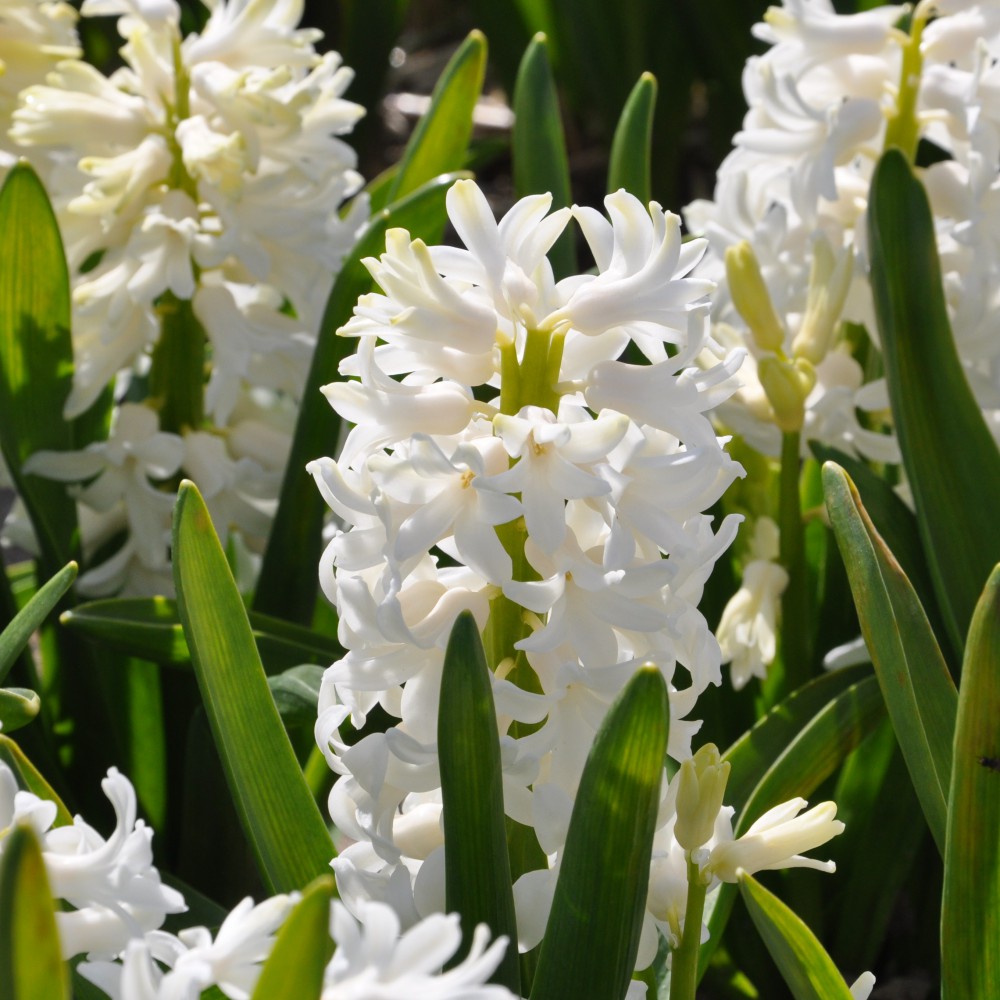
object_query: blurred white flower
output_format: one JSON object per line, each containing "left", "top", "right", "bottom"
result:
{"left": 717, "top": 517, "right": 789, "bottom": 690}
{"left": 0, "top": 763, "right": 185, "bottom": 960}
{"left": 0, "top": 0, "right": 80, "bottom": 169}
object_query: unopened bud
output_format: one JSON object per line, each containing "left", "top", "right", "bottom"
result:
{"left": 791, "top": 237, "right": 853, "bottom": 365}
{"left": 725, "top": 241, "right": 785, "bottom": 353}
{"left": 675, "top": 743, "right": 731, "bottom": 851}
{"left": 758, "top": 356, "right": 816, "bottom": 433}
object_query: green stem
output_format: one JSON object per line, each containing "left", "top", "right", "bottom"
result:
{"left": 499, "top": 340, "right": 520, "bottom": 415}
{"left": 883, "top": 12, "right": 926, "bottom": 161}
{"left": 668, "top": 856, "right": 709, "bottom": 1000}
{"left": 148, "top": 292, "right": 206, "bottom": 435}
{"left": 519, "top": 327, "right": 555, "bottom": 412}
{"left": 776, "top": 429, "right": 810, "bottom": 696}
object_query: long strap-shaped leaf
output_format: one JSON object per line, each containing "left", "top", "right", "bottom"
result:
{"left": 173, "top": 481, "right": 334, "bottom": 893}
{"left": 942, "top": 564, "right": 1000, "bottom": 999}
{"left": 824, "top": 462, "right": 957, "bottom": 855}
{"left": 739, "top": 873, "right": 855, "bottom": 1000}
{"left": 512, "top": 33, "right": 576, "bottom": 280}
{"left": 868, "top": 148, "right": 1000, "bottom": 655}
{"left": 439, "top": 611, "right": 520, "bottom": 993}
{"left": 530, "top": 665, "right": 668, "bottom": 1000}
{"left": 0, "top": 164, "right": 78, "bottom": 578}
{"left": 383, "top": 30, "right": 487, "bottom": 206}
{"left": 251, "top": 875, "right": 336, "bottom": 1000}
{"left": 608, "top": 72, "right": 658, "bottom": 205}
{"left": 62, "top": 597, "right": 342, "bottom": 669}
{"left": 254, "top": 173, "right": 463, "bottom": 622}
{"left": 0, "top": 562, "right": 76, "bottom": 685}
{"left": 0, "top": 823, "right": 68, "bottom": 1000}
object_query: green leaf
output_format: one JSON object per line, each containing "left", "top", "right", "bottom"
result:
{"left": 0, "top": 164, "right": 79, "bottom": 577}
{"left": 608, "top": 72, "right": 658, "bottom": 204}
{"left": 251, "top": 876, "right": 336, "bottom": 1000}
{"left": 0, "top": 562, "right": 76, "bottom": 686}
{"left": 384, "top": 30, "right": 487, "bottom": 205}
{"left": 0, "top": 735, "right": 72, "bottom": 827}
{"left": 942, "top": 564, "right": 1000, "bottom": 999}
{"left": 738, "top": 873, "right": 854, "bottom": 1000}
{"left": 810, "top": 443, "right": 953, "bottom": 665}
{"left": 530, "top": 665, "right": 668, "bottom": 1000}
{"left": 61, "top": 598, "right": 342, "bottom": 671}
{"left": 0, "top": 688, "right": 40, "bottom": 734}
{"left": 512, "top": 33, "right": 575, "bottom": 279}
{"left": 868, "top": 148, "right": 1000, "bottom": 654}
{"left": 172, "top": 481, "right": 334, "bottom": 893}
{"left": 254, "top": 172, "right": 463, "bottom": 623}
{"left": 268, "top": 665, "right": 325, "bottom": 729}
{"left": 438, "top": 612, "right": 519, "bottom": 992}
{"left": 722, "top": 664, "right": 873, "bottom": 818}
{"left": 0, "top": 823, "right": 68, "bottom": 1000}
{"left": 823, "top": 461, "right": 957, "bottom": 854}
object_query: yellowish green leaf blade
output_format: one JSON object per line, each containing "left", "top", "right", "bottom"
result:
{"left": 823, "top": 461, "right": 956, "bottom": 854}
{"left": 250, "top": 875, "right": 336, "bottom": 1000}
{"left": 172, "top": 481, "right": 334, "bottom": 893}
{"left": 439, "top": 612, "right": 519, "bottom": 992}
{"left": 0, "top": 164, "right": 78, "bottom": 577}
{"left": 942, "top": 564, "right": 1000, "bottom": 999}
{"left": 0, "top": 823, "right": 68, "bottom": 1000}
{"left": 0, "top": 562, "right": 76, "bottom": 685}
{"left": 608, "top": 72, "right": 657, "bottom": 204}
{"left": 738, "top": 873, "right": 854, "bottom": 1000}
{"left": 530, "top": 665, "right": 668, "bottom": 1000}
{"left": 385, "top": 31, "right": 487, "bottom": 205}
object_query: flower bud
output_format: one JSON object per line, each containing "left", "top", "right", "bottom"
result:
{"left": 791, "top": 237, "right": 853, "bottom": 365}
{"left": 725, "top": 241, "right": 785, "bottom": 353}
{"left": 757, "top": 356, "right": 816, "bottom": 433}
{"left": 674, "top": 743, "right": 731, "bottom": 851}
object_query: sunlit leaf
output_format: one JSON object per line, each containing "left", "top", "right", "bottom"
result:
{"left": 739, "top": 873, "right": 854, "bottom": 1000}
{"left": 0, "top": 562, "right": 76, "bottom": 685}
{"left": 439, "top": 612, "right": 519, "bottom": 992}
{"left": 824, "top": 462, "right": 956, "bottom": 854}
{"left": 0, "top": 823, "right": 68, "bottom": 1000}
{"left": 608, "top": 72, "right": 657, "bottom": 204}
{"left": 868, "top": 148, "right": 1000, "bottom": 654}
{"left": 0, "top": 164, "right": 78, "bottom": 577}
{"left": 251, "top": 876, "right": 336, "bottom": 1000}
{"left": 384, "top": 30, "right": 487, "bottom": 205}
{"left": 530, "top": 665, "right": 668, "bottom": 1000}
{"left": 61, "top": 597, "right": 342, "bottom": 671}
{"left": 942, "top": 565, "right": 1000, "bottom": 999}
{"left": 173, "top": 481, "right": 334, "bottom": 893}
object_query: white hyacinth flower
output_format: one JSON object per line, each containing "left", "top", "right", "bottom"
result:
{"left": 717, "top": 516, "right": 790, "bottom": 689}
{"left": 311, "top": 178, "right": 750, "bottom": 971}
{"left": 0, "top": 762, "right": 185, "bottom": 960}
